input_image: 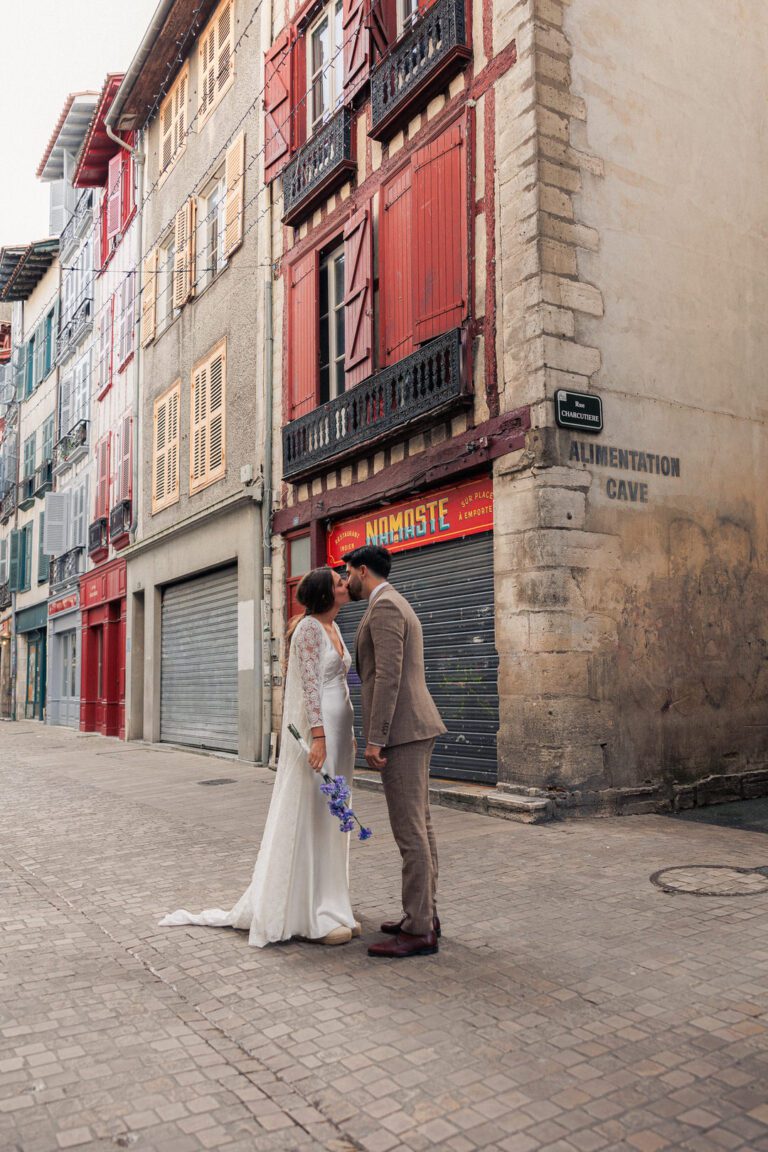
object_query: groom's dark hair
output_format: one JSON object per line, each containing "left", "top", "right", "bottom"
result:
{"left": 342, "top": 545, "right": 392, "bottom": 579}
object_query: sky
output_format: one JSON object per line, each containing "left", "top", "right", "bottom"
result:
{"left": 0, "top": 0, "right": 160, "bottom": 249}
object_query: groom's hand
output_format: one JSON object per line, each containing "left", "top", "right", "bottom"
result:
{"left": 365, "top": 743, "right": 387, "bottom": 769}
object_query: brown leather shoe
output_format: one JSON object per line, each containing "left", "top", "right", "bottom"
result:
{"left": 380, "top": 915, "right": 441, "bottom": 938}
{"left": 368, "top": 929, "right": 439, "bottom": 958}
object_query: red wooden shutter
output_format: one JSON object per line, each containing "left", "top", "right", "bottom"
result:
{"left": 120, "top": 414, "right": 132, "bottom": 502}
{"left": 97, "top": 435, "right": 111, "bottom": 519}
{"left": 264, "top": 28, "right": 294, "bottom": 184}
{"left": 121, "top": 146, "right": 134, "bottom": 224}
{"left": 412, "top": 121, "right": 468, "bottom": 343}
{"left": 288, "top": 251, "right": 318, "bottom": 420}
{"left": 292, "top": 31, "right": 307, "bottom": 148}
{"left": 343, "top": 0, "right": 369, "bottom": 103}
{"left": 106, "top": 154, "right": 123, "bottom": 241}
{"left": 344, "top": 204, "right": 374, "bottom": 387}
{"left": 380, "top": 166, "right": 414, "bottom": 366}
{"left": 366, "top": 0, "right": 397, "bottom": 59}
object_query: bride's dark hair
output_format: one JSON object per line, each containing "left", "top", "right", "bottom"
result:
{"left": 286, "top": 567, "right": 336, "bottom": 648}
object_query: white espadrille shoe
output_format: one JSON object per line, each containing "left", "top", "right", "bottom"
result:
{"left": 320, "top": 926, "right": 353, "bottom": 946}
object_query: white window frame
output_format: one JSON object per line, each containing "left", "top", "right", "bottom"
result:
{"left": 319, "top": 242, "right": 345, "bottom": 403}
{"left": 308, "top": 0, "right": 344, "bottom": 136}
{"left": 197, "top": 170, "right": 227, "bottom": 291}
{"left": 157, "top": 231, "right": 177, "bottom": 334}
{"left": 396, "top": 0, "right": 419, "bottom": 36}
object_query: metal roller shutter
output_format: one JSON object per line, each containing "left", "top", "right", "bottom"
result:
{"left": 160, "top": 565, "right": 238, "bottom": 752}
{"left": 337, "top": 533, "right": 498, "bottom": 784}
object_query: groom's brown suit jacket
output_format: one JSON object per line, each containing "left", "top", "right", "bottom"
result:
{"left": 355, "top": 586, "right": 447, "bottom": 748}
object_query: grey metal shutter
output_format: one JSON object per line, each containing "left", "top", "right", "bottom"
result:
{"left": 337, "top": 532, "right": 498, "bottom": 784}
{"left": 161, "top": 565, "right": 238, "bottom": 752}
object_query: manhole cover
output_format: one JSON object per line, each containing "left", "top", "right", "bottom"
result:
{"left": 650, "top": 865, "right": 768, "bottom": 897}
{"left": 197, "top": 778, "right": 238, "bottom": 786}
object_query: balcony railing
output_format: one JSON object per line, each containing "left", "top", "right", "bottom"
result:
{"left": 109, "top": 499, "right": 131, "bottom": 549}
{"left": 0, "top": 582, "right": 10, "bottom": 611}
{"left": 17, "top": 475, "right": 35, "bottom": 510}
{"left": 60, "top": 190, "right": 94, "bottom": 257}
{"left": 53, "top": 419, "right": 89, "bottom": 473}
{"left": 282, "top": 327, "right": 467, "bottom": 480}
{"left": 58, "top": 295, "right": 93, "bottom": 359}
{"left": 370, "top": 0, "right": 471, "bottom": 140}
{"left": 282, "top": 107, "right": 355, "bottom": 226}
{"left": 0, "top": 485, "right": 16, "bottom": 524}
{"left": 88, "top": 517, "right": 109, "bottom": 560}
{"left": 34, "top": 459, "right": 53, "bottom": 497}
{"left": 52, "top": 546, "right": 83, "bottom": 586}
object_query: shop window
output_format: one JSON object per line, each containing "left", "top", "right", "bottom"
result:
{"left": 286, "top": 534, "right": 311, "bottom": 621}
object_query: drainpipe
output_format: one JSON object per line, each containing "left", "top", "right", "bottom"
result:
{"left": 261, "top": 192, "right": 275, "bottom": 765}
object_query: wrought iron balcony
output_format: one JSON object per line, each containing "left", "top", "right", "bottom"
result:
{"left": 52, "top": 546, "right": 83, "bottom": 587}
{"left": 58, "top": 295, "right": 93, "bottom": 360}
{"left": 17, "top": 475, "right": 35, "bottom": 510}
{"left": 109, "top": 499, "right": 131, "bottom": 549}
{"left": 370, "top": 0, "right": 471, "bottom": 140}
{"left": 88, "top": 517, "right": 109, "bottom": 560}
{"left": 60, "top": 190, "right": 94, "bottom": 258}
{"left": 0, "top": 582, "right": 10, "bottom": 611}
{"left": 53, "top": 419, "right": 89, "bottom": 473}
{"left": 282, "top": 107, "right": 355, "bottom": 226}
{"left": 282, "top": 327, "right": 467, "bottom": 481}
{"left": 0, "top": 485, "right": 16, "bottom": 524}
{"left": 34, "top": 459, "right": 52, "bottom": 497}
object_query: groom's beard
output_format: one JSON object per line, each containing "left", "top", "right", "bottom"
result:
{"left": 346, "top": 577, "right": 364, "bottom": 601}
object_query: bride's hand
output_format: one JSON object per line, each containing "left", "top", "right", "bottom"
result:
{"left": 308, "top": 737, "right": 326, "bottom": 772}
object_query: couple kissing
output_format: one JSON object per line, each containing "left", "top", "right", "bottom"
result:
{"left": 160, "top": 545, "right": 447, "bottom": 959}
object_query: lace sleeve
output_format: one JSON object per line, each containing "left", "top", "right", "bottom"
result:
{"left": 294, "top": 618, "right": 324, "bottom": 728}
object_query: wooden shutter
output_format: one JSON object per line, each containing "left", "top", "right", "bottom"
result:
{"left": 121, "top": 146, "right": 134, "bottom": 221}
{"left": 0, "top": 538, "right": 6, "bottom": 584}
{"left": 366, "top": 0, "right": 397, "bottom": 58}
{"left": 44, "top": 491, "right": 70, "bottom": 555}
{"left": 174, "top": 66, "right": 188, "bottom": 156}
{"left": 8, "top": 530, "right": 20, "bottom": 591}
{"left": 120, "top": 413, "right": 132, "bottom": 503}
{"left": 288, "top": 251, "right": 318, "bottom": 420}
{"left": 216, "top": 0, "right": 234, "bottom": 95}
{"left": 59, "top": 372, "right": 73, "bottom": 436}
{"left": 98, "top": 300, "right": 112, "bottom": 392}
{"left": 23, "top": 524, "right": 33, "bottom": 591}
{"left": 96, "top": 435, "right": 111, "bottom": 519}
{"left": 141, "top": 250, "right": 158, "bottom": 346}
{"left": 123, "top": 274, "right": 135, "bottom": 361}
{"left": 264, "top": 28, "right": 294, "bottom": 183}
{"left": 344, "top": 0, "right": 369, "bottom": 102}
{"left": 38, "top": 512, "right": 47, "bottom": 582}
{"left": 173, "top": 198, "right": 195, "bottom": 308}
{"left": 153, "top": 384, "right": 180, "bottom": 512}
{"left": 72, "top": 480, "right": 87, "bottom": 548}
{"left": 74, "top": 355, "right": 90, "bottom": 424}
{"left": 224, "top": 133, "right": 245, "bottom": 258}
{"left": 199, "top": 23, "right": 217, "bottom": 119}
{"left": 190, "top": 341, "right": 226, "bottom": 492}
{"left": 380, "top": 166, "right": 414, "bottom": 366}
{"left": 160, "top": 94, "right": 175, "bottom": 172}
{"left": 106, "top": 153, "right": 123, "bottom": 241}
{"left": 412, "top": 121, "right": 468, "bottom": 342}
{"left": 344, "top": 203, "right": 374, "bottom": 387}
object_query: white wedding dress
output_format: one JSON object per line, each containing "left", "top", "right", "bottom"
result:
{"left": 159, "top": 616, "right": 357, "bottom": 946}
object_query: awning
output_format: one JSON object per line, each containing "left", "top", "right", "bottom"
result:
{"left": 37, "top": 92, "right": 99, "bottom": 181}
{"left": 73, "top": 74, "right": 126, "bottom": 188}
{"left": 0, "top": 240, "right": 59, "bottom": 302}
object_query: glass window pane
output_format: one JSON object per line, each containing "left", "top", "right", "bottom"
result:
{"left": 289, "top": 536, "right": 311, "bottom": 577}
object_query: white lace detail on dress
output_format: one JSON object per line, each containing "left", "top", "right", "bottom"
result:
{"left": 294, "top": 617, "right": 325, "bottom": 728}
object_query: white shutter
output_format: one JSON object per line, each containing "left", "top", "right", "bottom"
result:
{"left": 74, "top": 355, "right": 90, "bottom": 423}
{"left": 44, "top": 491, "right": 71, "bottom": 556}
{"left": 71, "top": 481, "right": 87, "bottom": 549}
{"left": 49, "top": 178, "right": 67, "bottom": 236}
{"left": 98, "top": 304, "right": 112, "bottom": 392}
{"left": 59, "top": 372, "right": 73, "bottom": 436}
{"left": 106, "top": 154, "right": 123, "bottom": 240}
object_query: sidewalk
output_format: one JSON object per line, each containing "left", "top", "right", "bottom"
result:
{"left": 1, "top": 722, "right": 767, "bottom": 1152}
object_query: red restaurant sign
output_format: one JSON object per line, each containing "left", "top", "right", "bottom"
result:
{"left": 326, "top": 476, "right": 493, "bottom": 566}
{"left": 49, "top": 593, "right": 78, "bottom": 617}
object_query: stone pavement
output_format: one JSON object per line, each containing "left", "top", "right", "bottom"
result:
{"left": 1, "top": 723, "right": 767, "bottom": 1152}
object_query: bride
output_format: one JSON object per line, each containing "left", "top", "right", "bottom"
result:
{"left": 159, "top": 567, "right": 359, "bottom": 947}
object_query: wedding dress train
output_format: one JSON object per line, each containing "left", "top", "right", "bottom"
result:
{"left": 159, "top": 616, "right": 357, "bottom": 947}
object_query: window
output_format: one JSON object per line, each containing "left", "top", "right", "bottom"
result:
{"left": 0, "top": 538, "right": 7, "bottom": 584}
{"left": 9, "top": 524, "right": 33, "bottom": 592}
{"left": 319, "top": 244, "right": 345, "bottom": 404}
{"left": 62, "top": 630, "right": 78, "bottom": 699}
{"left": 157, "top": 232, "right": 177, "bottom": 333}
{"left": 38, "top": 512, "right": 50, "bottom": 584}
{"left": 42, "top": 417, "right": 54, "bottom": 464}
{"left": 113, "top": 413, "right": 133, "bottom": 505}
{"left": 60, "top": 239, "right": 93, "bottom": 336}
{"left": 95, "top": 435, "right": 111, "bottom": 521}
{"left": 152, "top": 382, "right": 180, "bottom": 513}
{"left": 159, "top": 63, "right": 189, "bottom": 179}
{"left": 96, "top": 299, "right": 113, "bottom": 395}
{"left": 198, "top": 171, "right": 227, "bottom": 290}
{"left": 24, "top": 335, "right": 35, "bottom": 397}
{"left": 72, "top": 353, "right": 90, "bottom": 427}
{"left": 43, "top": 480, "right": 88, "bottom": 558}
{"left": 98, "top": 140, "right": 135, "bottom": 270}
{"left": 308, "top": 0, "right": 344, "bottom": 134}
{"left": 141, "top": 250, "right": 158, "bottom": 347}
{"left": 190, "top": 340, "right": 226, "bottom": 494}
{"left": 397, "top": 0, "right": 418, "bottom": 35}
{"left": 198, "top": 0, "right": 235, "bottom": 126}
{"left": 286, "top": 534, "right": 311, "bottom": 621}
{"left": 116, "top": 275, "right": 135, "bottom": 369}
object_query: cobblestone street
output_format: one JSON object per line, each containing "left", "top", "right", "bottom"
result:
{"left": 1, "top": 722, "right": 767, "bottom": 1152}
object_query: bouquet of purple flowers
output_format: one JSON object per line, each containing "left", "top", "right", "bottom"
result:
{"left": 288, "top": 724, "right": 373, "bottom": 842}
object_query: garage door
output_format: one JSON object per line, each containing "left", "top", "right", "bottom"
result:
{"left": 160, "top": 566, "right": 238, "bottom": 752}
{"left": 337, "top": 533, "right": 498, "bottom": 783}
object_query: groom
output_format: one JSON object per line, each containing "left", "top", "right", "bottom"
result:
{"left": 344, "top": 545, "right": 447, "bottom": 958}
